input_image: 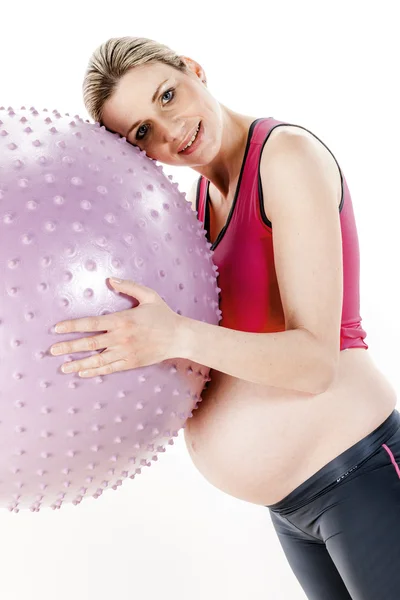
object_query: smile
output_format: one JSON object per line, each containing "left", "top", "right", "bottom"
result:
{"left": 179, "top": 123, "right": 201, "bottom": 153}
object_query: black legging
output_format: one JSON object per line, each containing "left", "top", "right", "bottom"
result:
{"left": 267, "top": 409, "right": 400, "bottom": 600}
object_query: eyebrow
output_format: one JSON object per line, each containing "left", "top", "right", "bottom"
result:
{"left": 125, "top": 79, "right": 169, "bottom": 139}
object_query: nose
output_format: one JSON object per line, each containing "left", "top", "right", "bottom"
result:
{"left": 159, "top": 118, "right": 185, "bottom": 144}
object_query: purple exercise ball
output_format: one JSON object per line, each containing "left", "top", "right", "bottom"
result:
{"left": 0, "top": 105, "right": 220, "bottom": 512}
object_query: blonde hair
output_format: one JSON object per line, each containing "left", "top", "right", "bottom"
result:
{"left": 82, "top": 36, "right": 189, "bottom": 124}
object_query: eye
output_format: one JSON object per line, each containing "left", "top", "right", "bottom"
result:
{"left": 135, "top": 88, "right": 175, "bottom": 141}
{"left": 162, "top": 88, "right": 175, "bottom": 103}
{"left": 136, "top": 124, "right": 149, "bottom": 140}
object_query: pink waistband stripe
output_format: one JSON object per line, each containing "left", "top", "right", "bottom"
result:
{"left": 382, "top": 444, "right": 400, "bottom": 479}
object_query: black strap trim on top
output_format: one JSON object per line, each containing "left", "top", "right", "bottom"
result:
{"left": 195, "top": 176, "right": 202, "bottom": 215}
{"left": 257, "top": 123, "right": 345, "bottom": 230}
{"left": 203, "top": 118, "right": 263, "bottom": 250}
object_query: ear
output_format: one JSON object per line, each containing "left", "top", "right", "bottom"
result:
{"left": 180, "top": 56, "right": 207, "bottom": 85}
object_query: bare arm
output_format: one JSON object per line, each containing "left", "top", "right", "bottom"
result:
{"left": 177, "top": 131, "right": 343, "bottom": 395}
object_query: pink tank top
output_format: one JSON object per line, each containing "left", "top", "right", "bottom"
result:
{"left": 196, "top": 117, "right": 368, "bottom": 351}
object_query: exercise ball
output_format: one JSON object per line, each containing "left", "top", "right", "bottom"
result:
{"left": 0, "top": 105, "right": 220, "bottom": 512}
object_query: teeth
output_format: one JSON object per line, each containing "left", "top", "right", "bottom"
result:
{"left": 181, "top": 123, "right": 200, "bottom": 152}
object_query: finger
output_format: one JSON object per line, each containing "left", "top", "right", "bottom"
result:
{"left": 54, "top": 307, "right": 136, "bottom": 334}
{"left": 54, "top": 314, "right": 110, "bottom": 334}
{"left": 59, "top": 348, "right": 120, "bottom": 375}
{"left": 78, "top": 358, "right": 132, "bottom": 378}
{"left": 50, "top": 332, "right": 115, "bottom": 356}
{"left": 109, "top": 278, "right": 158, "bottom": 303}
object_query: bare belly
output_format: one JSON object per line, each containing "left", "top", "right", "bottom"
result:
{"left": 184, "top": 348, "right": 397, "bottom": 505}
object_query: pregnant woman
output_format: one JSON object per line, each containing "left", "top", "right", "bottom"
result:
{"left": 51, "top": 36, "right": 399, "bottom": 599}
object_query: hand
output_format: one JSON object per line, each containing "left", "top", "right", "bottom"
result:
{"left": 49, "top": 278, "right": 185, "bottom": 378}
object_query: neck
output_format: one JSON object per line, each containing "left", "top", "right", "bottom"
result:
{"left": 194, "top": 107, "right": 256, "bottom": 200}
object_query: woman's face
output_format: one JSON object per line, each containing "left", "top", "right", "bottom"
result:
{"left": 101, "top": 59, "right": 223, "bottom": 167}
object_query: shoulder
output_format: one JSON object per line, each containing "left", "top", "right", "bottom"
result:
{"left": 259, "top": 125, "right": 342, "bottom": 215}
{"left": 260, "top": 123, "right": 340, "bottom": 174}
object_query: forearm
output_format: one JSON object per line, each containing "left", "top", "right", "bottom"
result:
{"left": 178, "top": 318, "right": 335, "bottom": 395}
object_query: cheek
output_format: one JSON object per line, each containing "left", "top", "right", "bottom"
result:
{"left": 146, "top": 146, "right": 179, "bottom": 166}
{"left": 144, "top": 148, "right": 156, "bottom": 160}
{"left": 146, "top": 145, "right": 170, "bottom": 162}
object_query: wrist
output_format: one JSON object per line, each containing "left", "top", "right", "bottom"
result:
{"left": 172, "top": 314, "right": 196, "bottom": 360}
{"left": 174, "top": 315, "right": 219, "bottom": 367}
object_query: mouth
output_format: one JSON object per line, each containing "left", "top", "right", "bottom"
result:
{"left": 178, "top": 122, "right": 202, "bottom": 155}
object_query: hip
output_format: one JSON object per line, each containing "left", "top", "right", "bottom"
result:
{"left": 267, "top": 407, "right": 400, "bottom": 514}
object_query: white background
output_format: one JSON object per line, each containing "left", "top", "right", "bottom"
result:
{"left": 0, "top": 1, "right": 399, "bottom": 598}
